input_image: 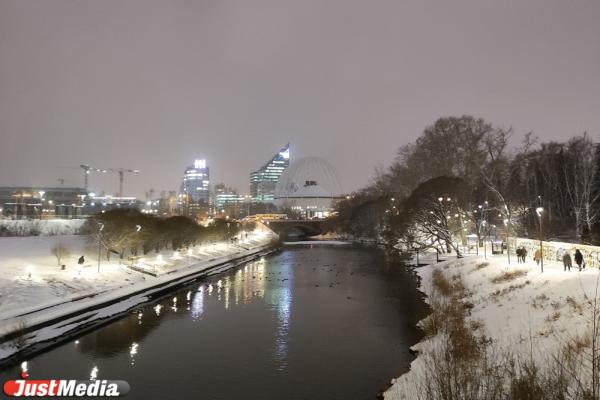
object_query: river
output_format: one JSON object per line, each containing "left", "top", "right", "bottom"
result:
{"left": 0, "top": 244, "right": 427, "bottom": 399}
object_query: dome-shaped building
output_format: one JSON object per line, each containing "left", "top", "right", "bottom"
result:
{"left": 274, "top": 157, "right": 342, "bottom": 218}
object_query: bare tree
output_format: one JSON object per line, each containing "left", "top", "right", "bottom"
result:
{"left": 562, "top": 133, "right": 600, "bottom": 239}
{"left": 51, "top": 242, "right": 70, "bottom": 266}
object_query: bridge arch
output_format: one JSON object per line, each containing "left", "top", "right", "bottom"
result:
{"left": 266, "top": 220, "right": 325, "bottom": 240}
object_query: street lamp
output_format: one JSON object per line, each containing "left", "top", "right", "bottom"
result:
{"left": 481, "top": 220, "right": 487, "bottom": 259}
{"left": 503, "top": 218, "right": 510, "bottom": 265}
{"left": 97, "top": 222, "right": 104, "bottom": 274}
{"left": 536, "top": 207, "right": 544, "bottom": 273}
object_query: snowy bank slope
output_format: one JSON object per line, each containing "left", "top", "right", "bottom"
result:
{"left": 385, "top": 254, "right": 600, "bottom": 399}
{"left": 0, "top": 231, "right": 276, "bottom": 362}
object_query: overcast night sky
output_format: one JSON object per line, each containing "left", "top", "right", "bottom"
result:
{"left": 1, "top": 0, "right": 599, "bottom": 197}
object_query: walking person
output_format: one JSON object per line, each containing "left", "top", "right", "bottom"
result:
{"left": 516, "top": 247, "right": 523, "bottom": 263}
{"left": 563, "top": 251, "right": 572, "bottom": 271}
{"left": 534, "top": 248, "right": 542, "bottom": 266}
{"left": 521, "top": 247, "right": 528, "bottom": 263}
{"left": 78, "top": 255, "right": 85, "bottom": 265}
{"left": 574, "top": 249, "right": 584, "bottom": 271}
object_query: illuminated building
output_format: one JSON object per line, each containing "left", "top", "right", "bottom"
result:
{"left": 214, "top": 184, "right": 242, "bottom": 214}
{"left": 0, "top": 186, "right": 87, "bottom": 219}
{"left": 84, "top": 195, "right": 142, "bottom": 215}
{"left": 182, "top": 159, "right": 210, "bottom": 204}
{"left": 250, "top": 143, "right": 290, "bottom": 202}
{"left": 274, "top": 157, "right": 342, "bottom": 218}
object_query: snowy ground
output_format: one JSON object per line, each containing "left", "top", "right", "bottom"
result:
{"left": 0, "top": 229, "right": 276, "bottom": 360}
{"left": 385, "top": 251, "right": 600, "bottom": 399}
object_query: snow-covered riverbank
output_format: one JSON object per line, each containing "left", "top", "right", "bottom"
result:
{"left": 0, "top": 230, "right": 277, "bottom": 363}
{"left": 385, "top": 253, "right": 600, "bottom": 399}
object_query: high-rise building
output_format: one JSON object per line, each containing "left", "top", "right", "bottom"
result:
{"left": 181, "top": 159, "right": 210, "bottom": 216}
{"left": 250, "top": 143, "right": 290, "bottom": 202}
{"left": 214, "top": 183, "right": 242, "bottom": 214}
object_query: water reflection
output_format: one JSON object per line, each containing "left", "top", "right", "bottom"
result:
{"left": 191, "top": 288, "right": 204, "bottom": 321}
{"left": 76, "top": 306, "right": 168, "bottom": 357}
{"left": 3, "top": 246, "right": 428, "bottom": 400}
{"left": 265, "top": 260, "right": 293, "bottom": 369}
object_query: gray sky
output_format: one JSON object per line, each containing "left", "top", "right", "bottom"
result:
{"left": 1, "top": 0, "right": 599, "bottom": 197}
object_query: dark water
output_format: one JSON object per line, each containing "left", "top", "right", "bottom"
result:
{"left": 1, "top": 245, "right": 427, "bottom": 400}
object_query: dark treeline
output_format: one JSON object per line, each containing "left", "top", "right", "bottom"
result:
{"left": 334, "top": 115, "right": 600, "bottom": 249}
{"left": 82, "top": 209, "right": 255, "bottom": 261}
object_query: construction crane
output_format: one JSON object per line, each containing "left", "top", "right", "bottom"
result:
{"left": 71, "top": 164, "right": 139, "bottom": 197}
{"left": 112, "top": 168, "right": 140, "bottom": 198}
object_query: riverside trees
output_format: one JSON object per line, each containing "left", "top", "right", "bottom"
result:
{"left": 83, "top": 209, "right": 244, "bottom": 261}
{"left": 334, "top": 115, "right": 600, "bottom": 247}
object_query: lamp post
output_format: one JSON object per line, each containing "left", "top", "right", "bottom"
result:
{"left": 536, "top": 207, "right": 544, "bottom": 273}
{"left": 504, "top": 218, "right": 510, "bottom": 265}
{"left": 482, "top": 220, "right": 487, "bottom": 259}
{"left": 97, "top": 223, "right": 104, "bottom": 274}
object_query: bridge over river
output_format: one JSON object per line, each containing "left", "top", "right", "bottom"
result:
{"left": 264, "top": 219, "right": 331, "bottom": 239}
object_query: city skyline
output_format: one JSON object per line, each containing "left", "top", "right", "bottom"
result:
{"left": 1, "top": 1, "right": 600, "bottom": 198}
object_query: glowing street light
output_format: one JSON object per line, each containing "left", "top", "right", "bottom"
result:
{"left": 481, "top": 220, "right": 487, "bottom": 259}
{"left": 503, "top": 218, "right": 510, "bottom": 265}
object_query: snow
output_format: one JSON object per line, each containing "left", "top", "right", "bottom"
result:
{"left": 0, "top": 219, "right": 85, "bottom": 237}
{"left": 0, "top": 230, "right": 276, "bottom": 360}
{"left": 385, "top": 252, "right": 600, "bottom": 399}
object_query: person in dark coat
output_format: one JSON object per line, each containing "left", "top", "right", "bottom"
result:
{"left": 563, "top": 251, "right": 572, "bottom": 271}
{"left": 78, "top": 255, "right": 85, "bottom": 265}
{"left": 521, "top": 247, "right": 528, "bottom": 263}
{"left": 516, "top": 247, "right": 523, "bottom": 263}
{"left": 574, "top": 249, "right": 584, "bottom": 271}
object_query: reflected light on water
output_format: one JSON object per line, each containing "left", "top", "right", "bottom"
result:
{"left": 271, "top": 286, "right": 292, "bottom": 369}
{"left": 130, "top": 342, "right": 138, "bottom": 356}
{"left": 154, "top": 304, "right": 162, "bottom": 316}
{"left": 130, "top": 342, "right": 139, "bottom": 365}
{"left": 266, "top": 258, "right": 293, "bottom": 370}
{"left": 191, "top": 290, "right": 204, "bottom": 321}
{"left": 90, "top": 366, "right": 98, "bottom": 380}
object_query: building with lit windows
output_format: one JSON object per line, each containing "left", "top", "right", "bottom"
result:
{"left": 0, "top": 186, "right": 87, "bottom": 219}
{"left": 214, "top": 184, "right": 242, "bottom": 215}
{"left": 250, "top": 143, "right": 290, "bottom": 202}
{"left": 181, "top": 159, "right": 210, "bottom": 216}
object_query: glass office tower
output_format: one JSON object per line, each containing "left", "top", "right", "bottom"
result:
{"left": 250, "top": 144, "right": 290, "bottom": 202}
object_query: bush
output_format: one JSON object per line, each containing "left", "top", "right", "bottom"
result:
{"left": 491, "top": 270, "right": 527, "bottom": 284}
